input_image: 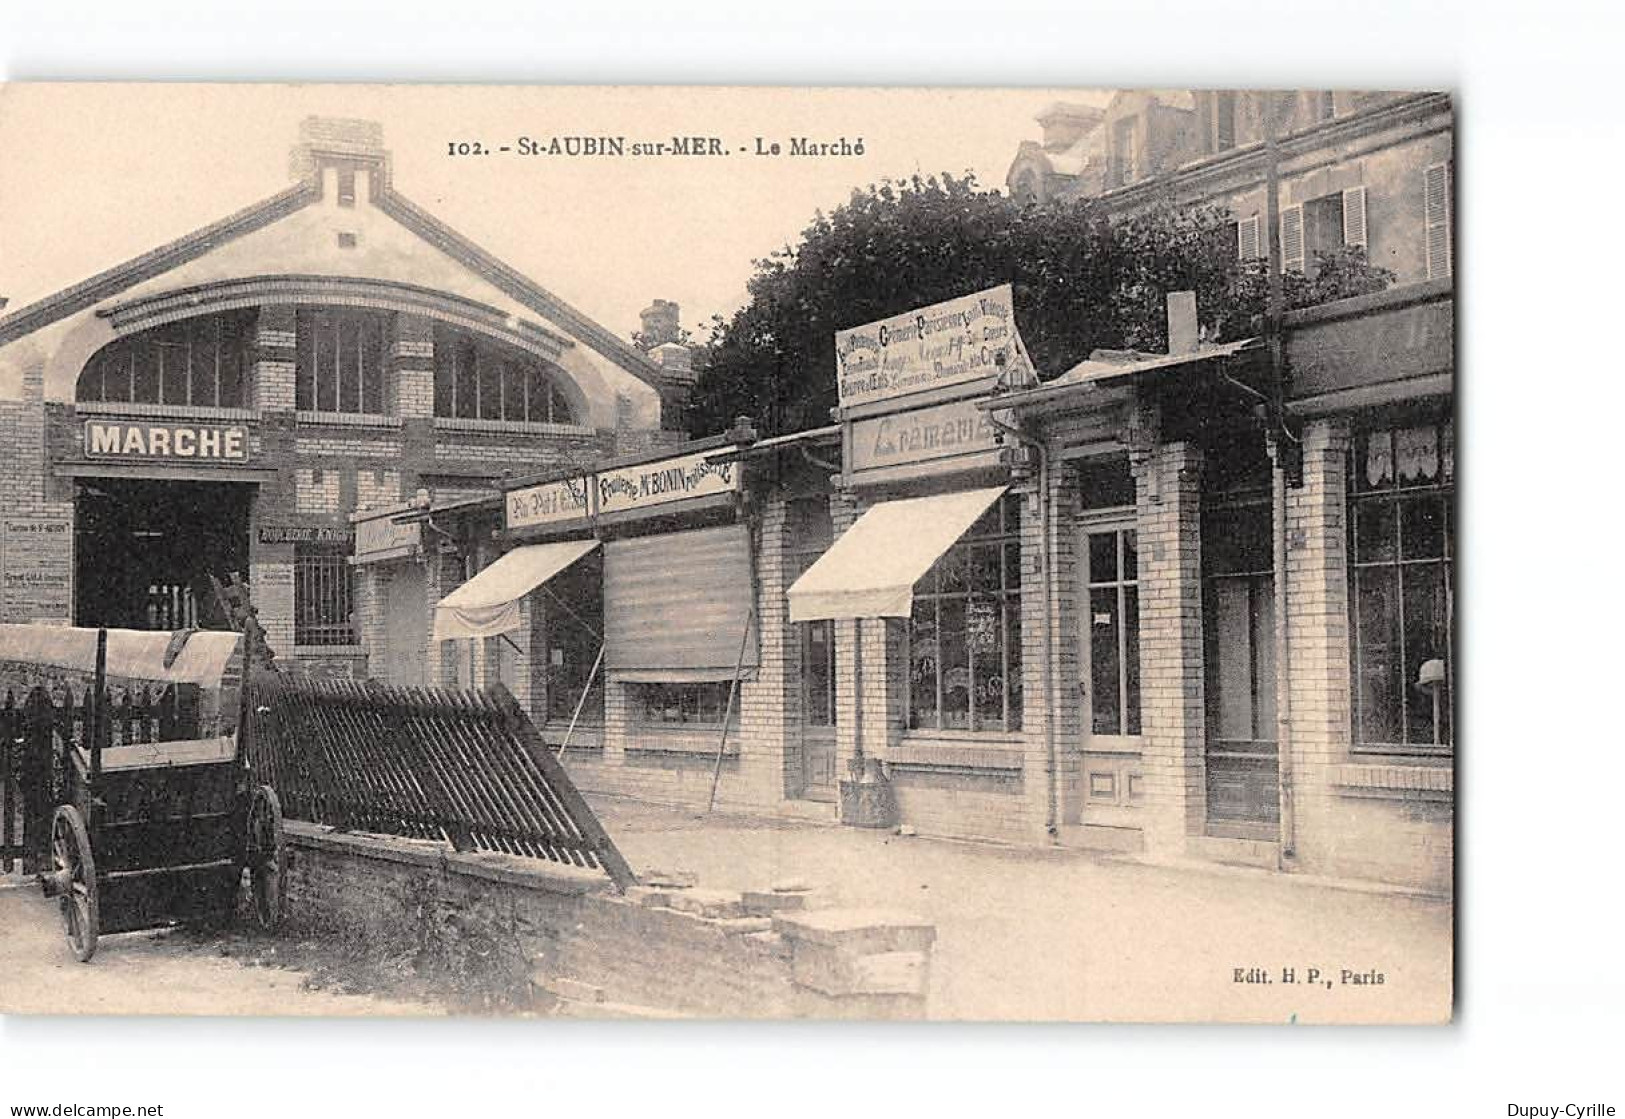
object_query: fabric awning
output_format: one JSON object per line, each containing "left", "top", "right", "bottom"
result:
{"left": 433, "top": 539, "right": 600, "bottom": 641}
{"left": 787, "top": 486, "right": 1008, "bottom": 622}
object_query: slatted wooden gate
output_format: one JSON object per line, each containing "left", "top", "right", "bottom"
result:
{"left": 242, "top": 673, "right": 636, "bottom": 891}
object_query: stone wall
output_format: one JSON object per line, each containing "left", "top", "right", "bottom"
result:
{"left": 283, "top": 822, "right": 935, "bottom": 1019}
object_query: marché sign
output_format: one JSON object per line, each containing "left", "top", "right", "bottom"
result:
{"left": 83, "top": 420, "right": 249, "bottom": 461}
{"left": 834, "top": 284, "right": 1037, "bottom": 411}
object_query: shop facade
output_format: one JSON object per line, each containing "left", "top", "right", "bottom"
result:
{"left": 386, "top": 429, "right": 847, "bottom": 814}
{"left": 0, "top": 118, "right": 672, "bottom": 676}
{"left": 367, "top": 276, "right": 1449, "bottom": 892}
{"left": 982, "top": 279, "right": 1454, "bottom": 891}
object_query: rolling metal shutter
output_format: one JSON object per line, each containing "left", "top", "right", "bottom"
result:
{"left": 604, "top": 524, "right": 758, "bottom": 682}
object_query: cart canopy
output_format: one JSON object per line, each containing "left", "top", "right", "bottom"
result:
{"left": 0, "top": 624, "right": 241, "bottom": 687}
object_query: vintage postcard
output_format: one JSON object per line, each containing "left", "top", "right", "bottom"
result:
{"left": 0, "top": 84, "right": 1454, "bottom": 1023}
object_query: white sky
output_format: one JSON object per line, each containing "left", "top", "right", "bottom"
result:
{"left": 0, "top": 84, "right": 1112, "bottom": 342}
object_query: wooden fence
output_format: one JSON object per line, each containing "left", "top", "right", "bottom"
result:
{"left": 242, "top": 674, "right": 635, "bottom": 891}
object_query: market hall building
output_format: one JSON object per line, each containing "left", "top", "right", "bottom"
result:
{"left": 0, "top": 117, "right": 682, "bottom": 678}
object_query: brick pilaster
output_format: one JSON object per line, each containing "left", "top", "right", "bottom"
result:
{"left": 393, "top": 314, "right": 434, "bottom": 420}
{"left": 1134, "top": 441, "right": 1206, "bottom": 856}
{"left": 1281, "top": 418, "right": 1353, "bottom": 871}
{"left": 253, "top": 305, "right": 297, "bottom": 414}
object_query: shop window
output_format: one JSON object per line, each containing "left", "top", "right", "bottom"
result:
{"left": 1204, "top": 502, "right": 1277, "bottom": 750}
{"left": 541, "top": 551, "right": 604, "bottom": 725}
{"left": 634, "top": 682, "right": 738, "bottom": 728}
{"left": 433, "top": 325, "right": 576, "bottom": 425}
{"left": 1084, "top": 525, "right": 1139, "bottom": 736}
{"left": 293, "top": 544, "right": 355, "bottom": 646}
{"left": 1350, "top": 421, "right": 1454, "bottom": 754}
{"left": 77, "top": 311, "right": 252, "bottom": 409}
{"left": 908, "top": 494, "right": 1023, "bottom": 733}
{"left": 295, "top": 308, "right": 388, "bottom": 415}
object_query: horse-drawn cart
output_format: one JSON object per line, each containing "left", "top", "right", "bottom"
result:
{"left": 0, "top": 623, "right": 286, "bottom": 962}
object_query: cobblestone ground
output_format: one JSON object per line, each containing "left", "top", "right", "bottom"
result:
{"left": 0, "top": 876, "right": 432, "bottom": 1017}
{"left": 589, "top": 794, "right": 1454, "bottom": 1023}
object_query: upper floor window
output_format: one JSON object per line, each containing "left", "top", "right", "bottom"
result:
{"left": 77, "top": 311, "right": 253, "bottom": 409}
{"left": 295, "top": 307, "right": 388, "bottom": 414}
{"left": 1213, "top": 91, "right": 1237, "bottom": 152}
{"left": 433, "top": 325, "right": 576, "bottom": 425}
{"left": 1280, "top": 186, "right": 1368, "bottom": 273}
{"left": 1349, "top": 421, "right": 1454, "bottom": 755}
{"left": 1111, "top": 117, "right": 1139, "bottom": 187}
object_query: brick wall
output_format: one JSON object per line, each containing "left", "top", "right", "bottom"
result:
{"left": 0, "top": 356, "right": 74, "bottom": 625}
{"left": 283, "top": 821, "right": 935, "bottom": 1018}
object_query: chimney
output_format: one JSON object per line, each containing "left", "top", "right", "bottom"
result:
{"left": 1036, "top": 102, "right": 1104, "bottom": 152}
{"left": 289, "top": 116, "right": 389, "bottom": 205}
{"left": 1166, "top": 290, "right": 1199, "bottom": 355}
{"left": 639, "top": 299, "right": 682, "bottom": 347}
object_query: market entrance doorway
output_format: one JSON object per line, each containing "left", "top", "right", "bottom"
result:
{"left": 73, "top": 477, "right": 252, "bottom": 630}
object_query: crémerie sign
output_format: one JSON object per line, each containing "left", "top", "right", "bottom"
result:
{"left": 84, "top": 420, "right": 249, "bottom": 461}
{"left": 848, "top": 396, "right": 1000, "bottom": 477}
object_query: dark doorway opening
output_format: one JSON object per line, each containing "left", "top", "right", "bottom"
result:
{"left": 74, "top": 478, "right": 253, "bottom": 630}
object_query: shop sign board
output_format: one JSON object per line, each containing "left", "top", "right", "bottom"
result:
{"left": 1, "top": 516, "right": 73, "bottom": 623}
{"left": 834, "top": 284, "right": 1037, "bottom": 411}
{"left": 596, "top": 449, "right": 739, "bottom": 517}
{"left": 847, "top": 396, "right": 1001, "bottom": 478}
{"left": 506, "top": 475, "right": 593, "bottom": 531}
{"left": 84, "top": 420, "right": 249, "bottom": 461}
{"left": 257, "top": 525, "right": 354, "bottom": 545}
{"left": 353, "top": 512, "right": 422, "bottom": 563}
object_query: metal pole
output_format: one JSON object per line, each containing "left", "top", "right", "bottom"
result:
{"left": 556, "top": 642, "right": 605, "bottom": 762}
{"left": 705, "top": 602, "right": 756, "bottom": 815}
{"left": 91, "top": 628, "right": 107, "bottom": 785}
{"left": 1264, "top": 92, "right": 1296, "bottom": 864}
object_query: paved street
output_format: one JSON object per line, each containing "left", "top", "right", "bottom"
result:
{"left": 591, "top": 795, "right": 1454, "bottom": 1023}
{"left": 0, "top": 876, "right": 429, "bottom": 1017}
{"left": 0, "top": 802, "right": 1452, "bottom": 1022}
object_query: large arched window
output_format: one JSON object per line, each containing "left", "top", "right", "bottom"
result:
{"left": 433, "top": 324, "right": 575, "bottom": 424}
{"left": 295, "top": 307, "right": 389, "bottom": 415}
{"left": 77, "top": 310, "right": 253, "bottom": 408}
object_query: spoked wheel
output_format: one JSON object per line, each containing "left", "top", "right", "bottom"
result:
{"left": 47, "top": 805, "right": 98, "bottom": 963}
{"left": 246, "top": 786, "right": 286, "bottom": 931}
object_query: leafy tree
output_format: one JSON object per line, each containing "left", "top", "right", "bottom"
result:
{"left": 682, "top": 173, "right": 1394, "bottom": 437}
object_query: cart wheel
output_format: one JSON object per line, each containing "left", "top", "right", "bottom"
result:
{"left": 50, "top": 805, "right": 98, "bottom": 963}
{"left": 246, "top": 786, "right": 286, "bottom": 931}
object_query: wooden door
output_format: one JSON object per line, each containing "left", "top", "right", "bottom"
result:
{"left": 384, "top": 563, "right": 427, "bottom": 688}
{"left": 1076, "top": 519, "right": 1145, "bottom": 828}
{"left": 797, "top": 618, "right": 837, "bottom": 802}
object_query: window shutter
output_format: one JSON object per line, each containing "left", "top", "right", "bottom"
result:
{"left": 1279, "top": 205, "right": 1305, "bottom": 272}
{"left": 1424, "top": 163, "right": 1452, "bottom": 279}
{"left": 1237, "top": 215, "right": 1261, "bottom": 260}
{"left": 1342, "top": 186, "right": 1368, "bottom": 249}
